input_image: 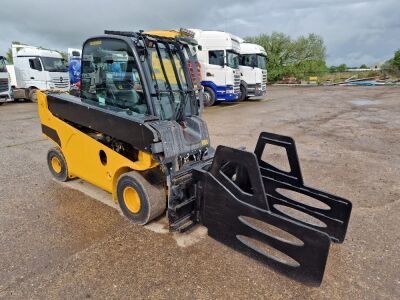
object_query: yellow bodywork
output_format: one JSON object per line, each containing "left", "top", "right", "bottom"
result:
{"left": 145, "top": 30, "right": 184, "bottom": 38}
{"left": 37, "top": 91, "right": 158, "bottom": 202}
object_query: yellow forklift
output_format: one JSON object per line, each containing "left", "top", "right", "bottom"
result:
{"left": 37, "top": 30, "right": 351, "bottom": 286}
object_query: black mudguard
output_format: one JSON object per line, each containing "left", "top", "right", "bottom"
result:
{"left": 199, "top": 132, "right": 352, "bottom": 286}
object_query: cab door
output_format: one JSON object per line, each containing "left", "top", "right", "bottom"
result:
{"left": 205, "top": 50, "right": 226, "bottom": 88}
{"left": 25, "top": 57, "right": 47, "bottom": 89}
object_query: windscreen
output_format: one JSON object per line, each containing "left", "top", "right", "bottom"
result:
{"left": 257, "top": 54, "right": 267, "bottom": 69}
{"left": 240, "top": 54, "right": 256, "bottom": 67}
{"left": 226, "top": 50, "right": 239, "bottom": 69}
{"left": 41, "top": 57, "right": 68, "bottom": 72}
{"left": 146, "top": 40, "right": 194, "bottom": 121}
{"left": 81, "top": 38, "right": 149, "bottom": 117}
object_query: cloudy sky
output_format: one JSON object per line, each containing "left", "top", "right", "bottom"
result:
{"left": 1, "top": 0, "right": 398, "bottom": 66}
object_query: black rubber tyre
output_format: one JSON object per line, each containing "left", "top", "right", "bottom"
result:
{"left": 47, "top": 147, "right": 69, "bottom": 182}
{"left": 0, "top": 102, "right": 4, "bottom": 106}
{"left": 238, "top": 84, "right": 247, "bottom": 101}
{"left": 29, "top": 88, "right": 38, "bottom": 103}
{"left": 117, "top": 171, "right": 166, "bottom": 225}
{"left": 203, "top": 86, "right": 216, "bottom": 107}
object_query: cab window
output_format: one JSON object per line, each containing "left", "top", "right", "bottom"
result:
{"left": 81, "top": 38, "right": 149, "bottom": 116}
{"left": 209, "top": 50, "right": 224, "bottom": 66}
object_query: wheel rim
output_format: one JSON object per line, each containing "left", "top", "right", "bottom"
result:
{"left": 203, "top": 91, "right": 212, "bottom": 106}
{"left": 51, "top": 156, "right": 62, "bottom": 174}
{"left": 123, "top": 186, "right": 141, "bottom": 213}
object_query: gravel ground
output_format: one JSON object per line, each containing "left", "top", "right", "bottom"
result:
{"left": 0, "top": 86, "right": 399, "bottom": 299}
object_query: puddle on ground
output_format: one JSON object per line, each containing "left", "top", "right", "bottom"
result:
{"left": 351, "top": 99, "right": 381, "bottom": 106}
{"left": 58, "top": 179, "right": 207, "bottom": 247}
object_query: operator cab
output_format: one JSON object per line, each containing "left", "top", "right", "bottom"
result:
{"left": 76, "top": 31, "right": 210, "bottom": 171}
{"left": 80, "top": 32, "right": 199, "bottom": 122}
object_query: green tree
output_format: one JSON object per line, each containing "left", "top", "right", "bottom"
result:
{"left": 245, "top": 32, "right": 327, "bottom": 82}
{"left": 337, "top": 64, "right": 347, "bottom": 72}
{"left": 359, "top": 64, "right": 368, "bottom": 69}
{"left": 381, "top": 49, "right": 400, "bottom": 76}
{"left": 392, "top": 49, "right": 400, "bottom": 70}
{"left": 328, "top": 66, "right": 337, "bottom": 73}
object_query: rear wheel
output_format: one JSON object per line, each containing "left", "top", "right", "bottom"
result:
{"left": 117, "top": 171, "right": 166, "bottom": 225}
{"left": 203, "top": 87, "right": 216, "bottom": 107}
{"left": 47, "top": 147, "right": 69, "bottom": 182}
{"left": 29, "top": 88, "right": 38, "bottom": 103}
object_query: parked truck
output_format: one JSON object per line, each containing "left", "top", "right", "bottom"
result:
{"left": 11, "top": 44, "right": 70, "bottom": 102}
{"left": 0, "top": 56, "right": 12, "bottom": 104}
{"left": 239, "top": 42, "right": 267, "bottom": 100}
{"left": 190, "top": 29, "right": 241, "bottom": 106}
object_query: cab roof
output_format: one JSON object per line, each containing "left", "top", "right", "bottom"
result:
{"left": 240, "top": 42, "right": 267, "bottom": 56}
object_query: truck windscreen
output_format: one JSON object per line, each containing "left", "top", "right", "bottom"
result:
{"left": 226, "top": 50, "right": 239, "bottom": 69}
{"left": 257, "top": 55, "right": 267, "bottom": 70}
{"left": 41, "top": 57, "right": 68, "bottom": 72}
{"left": 0, "top": 57, "right": 6, "bottom": 72}
{"left": 240, "top": 54, "right": 256, "bottom": 68}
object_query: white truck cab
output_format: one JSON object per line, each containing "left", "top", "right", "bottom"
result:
{"left": 239, "top": 42, "right": 267, "bottom": 100}
{"left": 190, "top": 29, "right": 241, "bottom": 106}
{"left": 0, "top": 56, "right": 12, "bottom": 104}
{"left": 11, "top": 44, "right": 70, "bottom": 102}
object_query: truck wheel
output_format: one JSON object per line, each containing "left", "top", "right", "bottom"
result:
{"left": 117, "top": 171, "right": 166, "bottom": 225}
{"left": 203, "top": 87, "right": 216, "bottom": 107}
{"left": 47, "top": 147, "right": 69, "bottom": 182}
{"left": 238, "top": 84, "right": 247, "bottom": 101}
{"left": 29, "top": 88, "right": 38, "bottom": 103}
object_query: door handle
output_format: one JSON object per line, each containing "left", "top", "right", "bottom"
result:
{"left": 30, "top": 77, "right": 35, "bottom": 79}
{"left": 206, "top": 72, "right": 214, "bottom": 77}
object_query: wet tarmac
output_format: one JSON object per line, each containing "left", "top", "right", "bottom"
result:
{"left": 0, "top": 86, "right": 399, "bottom": 299}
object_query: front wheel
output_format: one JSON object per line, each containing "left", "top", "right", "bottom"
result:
{"left": 203, "top": 87, "right": 216, "bottom": 107}
{"left": 238, "top": 84, "right": 247, "bottom": 101}
{"left": 47, "top": 148, "right": 69, "bottom": 182}
{"left": 29, "top": 88, "right": 38, "bottom": 103}
{"left": 117, "top": 171, "right": 166, "bottom": 225}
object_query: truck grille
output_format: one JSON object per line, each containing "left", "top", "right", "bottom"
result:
{"left": 51, "top": 79, "right": 69, "bottom": 89}
{"left": 262, "top": 70, "right": 267, "bottom": 91}
{"left": 0, "top": 78, "right": 9, "bottom": 93}
{"left": 234, "top": 71, "right": 241, "bottom": 93}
